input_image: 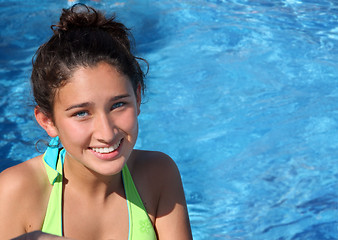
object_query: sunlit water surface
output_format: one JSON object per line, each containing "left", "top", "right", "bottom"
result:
{"left": 0, "top": 0, "right": 337, "bottom": 239}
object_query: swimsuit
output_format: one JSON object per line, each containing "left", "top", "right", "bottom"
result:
{"left": 41, "top": 137, "right": 157, "bottom": 240}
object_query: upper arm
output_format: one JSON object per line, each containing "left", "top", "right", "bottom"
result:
{"left": 153, "top": 155, "right": 192, "bottom": 240}
{"left": 0, "top": 166, "right": 28, "bottom": 239}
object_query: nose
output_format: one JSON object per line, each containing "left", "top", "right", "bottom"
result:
{"left": 93, "top": 112, "right": 116, "bottom": 144}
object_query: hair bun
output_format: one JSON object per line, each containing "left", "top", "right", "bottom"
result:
{"left": 52, "top": 4, "right": 131, "bottom": 50}
{"left": 53, "top": 4, "right": 110, "bottom": 33}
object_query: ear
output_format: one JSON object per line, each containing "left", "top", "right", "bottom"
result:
{"left": 136, "top": 84, "right": 142, "bottom": 116}
{"left": 34, "top": 107, "right": 58, "bottom": 138}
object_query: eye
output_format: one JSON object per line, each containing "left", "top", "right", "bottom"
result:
{"left": 111, "top": 102, "right": 125, "bottom": 110}
{"left": 73, "top": 111, "right": 89, "bottom": 118}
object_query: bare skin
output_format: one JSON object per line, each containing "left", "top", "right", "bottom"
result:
{"left": 0, "top": 63, "right": 192, "bottom": 240}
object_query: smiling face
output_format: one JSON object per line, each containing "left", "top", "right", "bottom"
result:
{"left": 41, "top": 62, "right": 141, "bottom": 176}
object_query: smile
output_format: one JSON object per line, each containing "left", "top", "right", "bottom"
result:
{"left": 91, "top": 139, "right": 122, "bottom": 154}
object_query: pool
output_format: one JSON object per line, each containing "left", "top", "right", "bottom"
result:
{"left": 1, "top": 0, "right": 337, "bottom": 239}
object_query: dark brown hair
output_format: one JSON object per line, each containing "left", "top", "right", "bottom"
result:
{"left": 31, "top": 4, "right": 146, "bottom": 117}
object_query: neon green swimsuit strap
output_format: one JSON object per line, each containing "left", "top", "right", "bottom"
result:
{"left": 41, "top": 137, "right": 65, "bottom": 236}
{"left": 122, "top": 165, "right": 157, "bottom": 240}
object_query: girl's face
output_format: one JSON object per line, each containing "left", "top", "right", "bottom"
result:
{"left": 49, "top": 62, "right": 140, "bottom": 176}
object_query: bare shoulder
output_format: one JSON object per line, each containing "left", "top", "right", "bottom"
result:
{"left": 130, "top": 150, "right": 179, "bottom": 171}
{"left": 129, "top": 150, "right": 181, "bottom": 183}
{"left": 0, "top": 155, "right": 47, "bottom": 195}
{"left": 0, "top": 155, "right": 50, "bottom": 236}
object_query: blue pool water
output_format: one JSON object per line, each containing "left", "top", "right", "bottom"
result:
{"left": 1, "top": 0, "right": 338, "bottom": 239}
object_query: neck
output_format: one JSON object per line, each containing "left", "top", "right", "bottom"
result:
{"left": 63, "top": 155, "right": 124, "bottom": 201}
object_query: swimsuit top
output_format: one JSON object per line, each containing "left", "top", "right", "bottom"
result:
{"left": 41, "top": 137, "right": 157, "bottom": 240}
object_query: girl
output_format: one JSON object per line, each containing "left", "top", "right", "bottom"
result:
{"left": 0, "top": 4, "right": 192, "bottom": 240}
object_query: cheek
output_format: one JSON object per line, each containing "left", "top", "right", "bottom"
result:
{"left": 118, "top": 109, "right": 139, "bottom": 133}
{"left": 57, "top": 120, "right": 91, "bottom": 143}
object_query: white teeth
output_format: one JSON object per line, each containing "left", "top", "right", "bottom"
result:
{"left": 91, "top": 140, "right": 121, "bottom": 154}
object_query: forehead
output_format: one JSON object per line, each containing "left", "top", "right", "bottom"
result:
{"left": 54, "top": 62, "right": 134, "bottom": 105}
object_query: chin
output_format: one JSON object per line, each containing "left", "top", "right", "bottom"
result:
{"left": 91, "top": 159, "right": 127, "bottom": 176}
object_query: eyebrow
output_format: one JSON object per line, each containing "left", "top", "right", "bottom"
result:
{"left": 65, "top": 94, "right": 131, "bottom": 111}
